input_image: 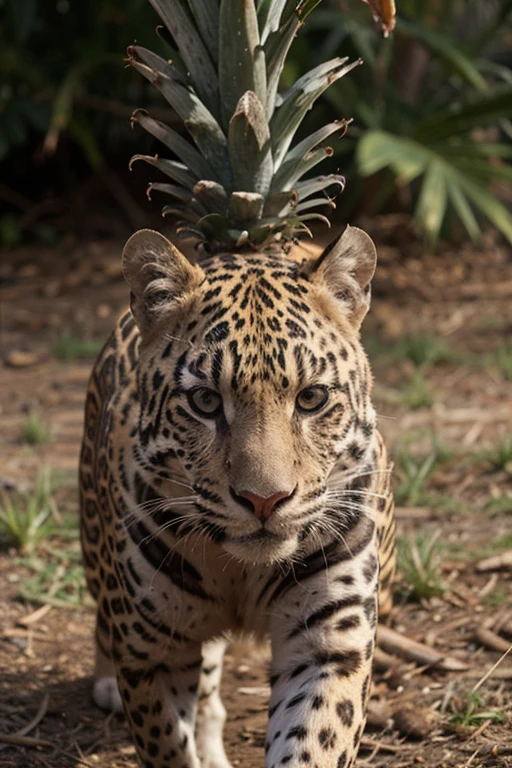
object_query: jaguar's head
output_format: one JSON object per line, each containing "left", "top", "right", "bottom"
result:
{"left": 123, "top": 227, "right": 378, "bottom": 565}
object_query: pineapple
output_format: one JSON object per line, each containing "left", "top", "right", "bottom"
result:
{"left": 128, "top": 0, "right": 395, "bottom": 254}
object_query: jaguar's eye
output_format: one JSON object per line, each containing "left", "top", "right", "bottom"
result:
{"left": 296, "top": 385, "right": 329, "bottom": 414}
{"left": 187, "top": 388, "right": 223, "bottom": 418}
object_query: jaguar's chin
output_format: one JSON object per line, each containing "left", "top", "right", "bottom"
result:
{"left": 223, "top": 529, "right": 299, "bottom": 565}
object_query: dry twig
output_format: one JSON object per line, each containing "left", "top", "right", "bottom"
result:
{"left": 377, "top": 625, "right": 469, "bottom": 671}
{"left": 471, "top": 644, "right": 512, "bottom": 694}
{"left": 476, "top": 551, "right": 512, "bottom": 572}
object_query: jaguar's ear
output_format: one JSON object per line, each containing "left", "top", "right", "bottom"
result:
{"left": 306, "top": 226, "right": 377, "bottom": 329}
{"left": 122, "top": 229, "right": 204, "bottom": 334}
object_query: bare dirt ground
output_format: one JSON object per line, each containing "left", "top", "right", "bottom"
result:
{"left": 1, "top": 221, "right": 511, "bottom": 768}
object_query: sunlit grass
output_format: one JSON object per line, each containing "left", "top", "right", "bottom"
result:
{"left": 403, "top": 369, "right": 433, "bottom": 410}
{"left": 484, "top": 437, "right": 512, "bottom": 474}
{"left": 20, "top": 412, "right": 52, "bottom": 446}
{"left": 53, "top": 333, "right": 102, "bottom": 361}
{"left": 18, "top": 545, "right": 88, "bottom": 608}
{"left": 0, "top": 471, "right": 54, "bottom": 554}
{"left": 449, "top": 691, "right": 507, "bottom": 729}
{"left": 396, "top": 533, "right": 446, "bottom": 601}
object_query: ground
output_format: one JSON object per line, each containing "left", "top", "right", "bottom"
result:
{"left": 0, "top": 220, "right": 511, "bottom": 768}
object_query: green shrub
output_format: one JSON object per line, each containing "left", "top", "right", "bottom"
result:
{"left": 308, "top": 0, "right": 512, "bottom": 245}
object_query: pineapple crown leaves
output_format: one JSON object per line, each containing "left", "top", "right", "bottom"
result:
{"left": 128, "top": 0, "right": 367, "bottom": 254}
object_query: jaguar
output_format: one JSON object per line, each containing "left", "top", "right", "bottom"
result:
{"left": 79, "top": 224, "right": 396, "bottom": 768}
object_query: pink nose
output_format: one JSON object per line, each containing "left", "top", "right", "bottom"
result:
{"left": 231, "top": 489, "right": 294, "bottom": 520}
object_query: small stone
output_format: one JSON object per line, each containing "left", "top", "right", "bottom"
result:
{"left": 97, "top": 303, "right": 112, "bottom": 319}
{"left": 5, "top": 350, "right": 41, "bottom": 368}
{"left": 393, "top": 705, "right": 434, "bottom": 740}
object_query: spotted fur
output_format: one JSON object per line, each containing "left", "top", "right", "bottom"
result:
{"left": 79, "top": 227, "right": 396, "bottom": 768}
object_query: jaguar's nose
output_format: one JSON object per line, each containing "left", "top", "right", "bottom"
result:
{"left": 230, "top": 487, "right": 295, "bottom": 520}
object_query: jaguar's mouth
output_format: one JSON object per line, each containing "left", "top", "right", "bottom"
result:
{"left": 231, "top": 528, "right": 283, "bottom": 545}
{"left": 223, "top": 527, "right": 299, "bottom": 565}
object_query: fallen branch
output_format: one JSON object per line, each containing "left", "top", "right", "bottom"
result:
{"left": 17, "top": 605, "right": 53, "bottom": 627}
{"left": 0, "top": 694, "right": 50, "bottom": 750}
{"left": 476, "top": 550, "right": 512, "bottom": 572}
{"left": 0, "top": 733, "right": 52, "bottom": 748}
{"left": 377, "top": 625, "right": 469, "bottom": 671}
{"left": 474, "top": 627, "right": 512, "bottom": 653}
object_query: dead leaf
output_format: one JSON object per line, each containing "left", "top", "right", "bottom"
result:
{"left": 361, "top": 0, "right": 396, "bottom": 36}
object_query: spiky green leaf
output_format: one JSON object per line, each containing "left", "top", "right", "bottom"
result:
{"left": 270, "top": 57, "right": 361, "bottom": 166}
{"left": 271, "top": 146, "right": 333, "bottom": 192}
{"left": 146, "top": 182, "right": 194, "bottom": 203}
{"left": 130, "top": 154, "right": 198, "bottom": 190}
{"left": 131, "top": 109, "right": 214, "bottom": 180}
{"left": 228, "top": 91, "right": 273, "bottom": 195}
{"left": 284, "top": 120, "right": 348, "bottom": 160}
{"left": 264, "top": 16, "right": 300, "bottom": 119}
{"left": 219, "top": 0, "right": 266, "bottom": 127}
{"left": 186, "top": 0, "right": 220, "bottom": 64}
{"left": 294, "top": 173, "right": 345, "bottom": 202}
{"left": 146, "top": 0, "right": 219, "bottom": 115}
{"left": 128, "top": 47, "right": 231, "bottom": 188}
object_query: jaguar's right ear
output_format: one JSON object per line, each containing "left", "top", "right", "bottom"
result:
{"left": 122, "top": 229, "right": 204, "bottom": 334}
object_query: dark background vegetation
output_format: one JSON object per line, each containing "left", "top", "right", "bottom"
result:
{"left": 1, "top": 0, "right": 512, "bottom": 248}
{"left": 1, "top": 4, "right": 512, "bottom": 766}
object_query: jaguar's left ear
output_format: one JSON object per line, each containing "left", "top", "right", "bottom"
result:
{"left": 305, "top": 226, "right": 377, "bottom": 329}
{"left": 122, "top": 229, "right": 204, "bottom": 335}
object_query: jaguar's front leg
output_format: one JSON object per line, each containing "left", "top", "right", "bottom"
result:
{"left": 265, "top": 539, "right": 379, "bottom": 768}
{"left": 114, "top": 636, "right": 204, "bottom": 768}
{"left": 195, "top": 637, "right": 232, "bottom": 768}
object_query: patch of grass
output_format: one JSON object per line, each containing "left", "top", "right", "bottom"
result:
{"left": 397, "top": 533, "right": 445, "bottom": 601}
{"left": 0, "top": 472, "right": 54, "bottom": 554}
{"left": 468, "top": 533, "right": 512, "bottom": 561}
{"left": 18, "top": 545, "right": 88, "bottom": 608}
{"left": 19, "top": 412, "right": 52, "bottom": 446}
{"left": 393, "top": 333, "right": 456, "bottom": 367}
{"left": 481, "top": 589, "right": 509, "bottom": 608}
{"left": 53, "top": 333, "right": 102, "bottom": 361}
{"left": 449, "top": 692, "right": 507, "bottom": 728}
{"left": 494, "top": 343, "right": 512, "bottom": 380}
{"left": 485, "top": 495, "right": 512, "bottom": 514}
{"left": 484, "top": 437, "right": 512, "bottom": 474}
{"left": 394, "top": 434, "right": 470, "bottom": 512}
{"left": 364, "top": 332, "right": 457, "bottom": 368}
{"left": 395, "top": 451, "right": 438, "bottom": 507}
{"left": 403, "top": 369, "right": 433, "bottom": 410}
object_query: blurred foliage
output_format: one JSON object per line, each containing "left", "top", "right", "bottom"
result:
{"left": 0, "top": 0, "right": 511, "bottom": 246}
{"left": 0, "top": 0, "right": 165, "bottom": 163}
{"left": 303, "top": 0, "right": 512, "bottom": 244}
